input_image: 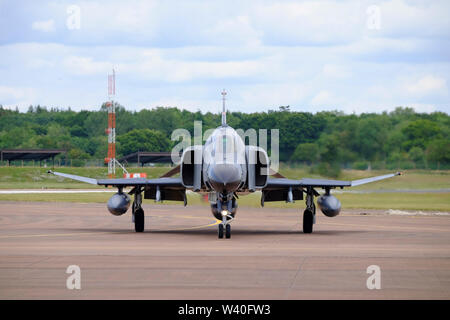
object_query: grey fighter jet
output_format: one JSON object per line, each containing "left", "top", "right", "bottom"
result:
{"left": 49, "top": 93, "right": 401, "bottom": 238}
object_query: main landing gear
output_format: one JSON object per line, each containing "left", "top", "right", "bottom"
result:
{"left": 132, "top": 189, "right": 145, "bottom": 232}
{"left": 303, "top": 188, "right": 316, "bottom": 234}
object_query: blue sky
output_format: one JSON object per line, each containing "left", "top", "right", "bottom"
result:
{"left": 0, "top": 0, "right": 449, "bottom": 114}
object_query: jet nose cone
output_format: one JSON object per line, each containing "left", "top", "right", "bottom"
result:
{"left": 210, "top": 163, "right": 239, "bottom": 183}
{"left": 208, "top": 163, "right": 242, "bottom": 193}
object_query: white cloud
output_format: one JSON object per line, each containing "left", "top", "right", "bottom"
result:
{"left": 0, "top": 86, "right": 37, "bottom": 107}
{"left": 0, "top": 1, "right": 449, "bottom": 114}
{"left": 404, "top": 75, "right": 447, "bottom": 97}
{"left": 31, "top": 19, "right": 55, "bottom": 32}
{"left": 62, "top": 56, "right": 112, "bottom": 76}
{"left": 205, "top": 15, "right": 262, "bottom": 46}
{"left": 253, "top": 1, "right": 362, "bottom": 46}
{"left": 322, "top": 64, "right": 351, "bottom": 79}
{"left": 239, "top": 83, "right": 311, "bottom": 109}
{"left": 371, "top": 0, "right": 450, "bottom": 39}
{"left": 311, "top": 90, "right": 333, "bottom": 106}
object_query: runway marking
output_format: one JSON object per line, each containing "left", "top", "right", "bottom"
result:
{"left": 243, "top": 216, "right": 450, "bottom": 233}
{"left": 0, "top": 220, "right": 221, "bottom": 239}
{"left": 320, "top": 221, "right": 450, "bottom": 233}
{"left": 0, "top": 231, "right": 117, "bottom": 239}
{"left": 151, "top": 220, "right": 221, "bottom": 232}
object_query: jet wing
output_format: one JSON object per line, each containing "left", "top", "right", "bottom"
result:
{"left": 97, "top": 177, "right": 183, "bottom": 188}
{"left": 264, "top": 172, "right": 401, "bottom": 190}
{"left": 48, "top": 171, "right": 185, "bottom": 188}
{"left": 261, "top": 172, "right": 401, "bottom": 204}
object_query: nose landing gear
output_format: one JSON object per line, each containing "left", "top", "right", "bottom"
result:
{"left": 215, "top": 196, "right": 235, "bottom": 239}
{"left": 218, "top": 214, "right": 232, "bottom": 239}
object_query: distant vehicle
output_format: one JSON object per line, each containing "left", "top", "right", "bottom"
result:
{"left": 49, "top": 92, "right": 401, "bottom": 238}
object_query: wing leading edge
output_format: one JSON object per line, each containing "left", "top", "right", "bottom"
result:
{"left": 265, "top": 172, "right": 402, "bottom": 190}
{"left": 261, "top": 172, "right": 401, "bottom": 205}
{"left": 48, "top": 171, "right": 185, "bottom": 188}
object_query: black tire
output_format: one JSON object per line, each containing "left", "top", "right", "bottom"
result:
{"left": 218, "top": 224, "right": 224, "bottom": 239}
{"left": 225, "top": 224, "right": 231, "bottom": 239}
{"left": 303, "top": 209, "right": 313, "bottom": 234}
{"left": 134, "top": 208, "right": 144, "bottom": 232}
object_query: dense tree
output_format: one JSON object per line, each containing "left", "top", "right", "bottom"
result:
{"left": 426, "top": 139, "right": 450, "bottom": 167}
{"left": 291, "top": 143, "right": 319, "bottom": 164}
{"left": 0, "top": 104, "right": 448, "bottom": 170}
{"left": 117, "top": 129, "right": 171, "bottom": 155}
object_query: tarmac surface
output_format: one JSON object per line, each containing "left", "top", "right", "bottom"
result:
{"left": 0, "top": 201, "right": 449, "bottom": 299}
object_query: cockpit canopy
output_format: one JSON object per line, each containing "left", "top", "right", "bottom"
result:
{"left": 204, "top": 126, "right": 246, "bottom": 165}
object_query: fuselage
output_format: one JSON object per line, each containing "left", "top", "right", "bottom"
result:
{"left": 202, "top": 125, "right": 247, "bottom": 197}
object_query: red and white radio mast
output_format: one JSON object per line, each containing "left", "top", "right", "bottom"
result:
{"left": 105, "top": 69, "right": 118, "bottom": 178}
{"left": 104, "top": 69, "right": 133, "bottom": 178}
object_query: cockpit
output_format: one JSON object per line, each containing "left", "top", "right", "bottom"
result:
{"left": 204, "top": 126, "right": 246, "bottom": 165}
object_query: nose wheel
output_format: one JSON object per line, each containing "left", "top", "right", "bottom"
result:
{"left": 218, "top": 212, "right": 232, "bottom": 240}
{"left": 218, "top": 224, "right": 231, "bottom": 239}
{"left": 226, "top": 224, "right": 231, "bottom": 238}
{"left": 216, "top": 198, "right": 235, "bottom": 239}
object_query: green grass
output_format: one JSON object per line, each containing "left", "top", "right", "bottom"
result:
{"left": 0, "top": 166, "right": 173, "bottom": 189}
{"left": 337, "top": 192, "right": 450, "bottom": 211}
{"left": 276, "top": 166, "right": 450, "bottom": 191}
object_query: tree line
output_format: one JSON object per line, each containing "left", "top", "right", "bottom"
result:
{"left": 0, "top": 104, "right": 448, "bottom": 172}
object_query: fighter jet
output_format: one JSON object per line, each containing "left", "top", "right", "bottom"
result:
{"left": 49, "top": 92, "right": 401, "bottom": 238}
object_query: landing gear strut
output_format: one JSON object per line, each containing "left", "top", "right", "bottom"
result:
{"left": 303, "top": 188, "right": 316, "bottom": 234}
{"left": 132, "top": 189, "right": 144, "bottom": 232}
{"left": 217, "top": 198, "right": 233, "bottom": 239}
{"left": 218, "top": 216, "right": 232, "bottom": 239}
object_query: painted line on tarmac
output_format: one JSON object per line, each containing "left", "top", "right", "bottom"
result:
{"left": 0, "top": 231, "right": 118, "bottom": 239}
{"left": 151, "top": 220, "right": 221, "bottom": 232}
{"left": 320, "top": 221, "right": 450, "bottom": 233}
{"left": 0, "top": 219, "right": 221, "bottom": 239}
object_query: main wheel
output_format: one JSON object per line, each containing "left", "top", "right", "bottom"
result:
{"left": 218, "top": 224, "right": 224, "bottom": 238}
{"left": 303, "top": 209, "right": 313, "bottom": 234}
{"left": 134, "top": 208, "right": 145, "bottom": 232}
{"left": 225, "top": 224, "right": 231, "bottom": 239}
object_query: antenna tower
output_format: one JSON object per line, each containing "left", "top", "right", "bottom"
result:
{"left": 106, "top": 69, "right": 116, "bottom": 178}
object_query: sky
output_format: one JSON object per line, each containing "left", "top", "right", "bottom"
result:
{"left": 0, "top": 0, "right": 449, "bottom": 114}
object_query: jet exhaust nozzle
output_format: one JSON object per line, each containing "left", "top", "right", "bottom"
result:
{"left": 317, "top": 194, "right": 341, "bottom": 217}
{"left": 107, "top": 192, "right": 131, "bottom": 216}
